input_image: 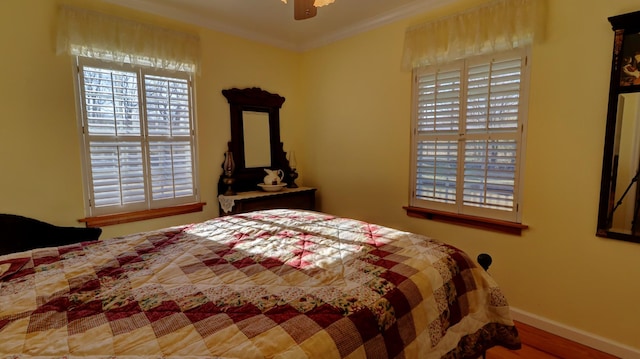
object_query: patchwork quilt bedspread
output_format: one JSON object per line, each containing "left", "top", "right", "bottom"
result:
{"left": 0, "top": 209, "right": 520, "bottom": 358}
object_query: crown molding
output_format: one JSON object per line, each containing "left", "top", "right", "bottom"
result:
{"left": 298, "top": 0, "right": 455, "bottom": 51}
{"left": 102, "top": 0, "right": 299, "bottom": 50}
{"left": 102, "top": 0, "right": 456, "bottom": 52}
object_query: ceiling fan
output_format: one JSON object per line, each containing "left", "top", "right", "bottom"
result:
{"left": 281, "top": 0, "right": 335, "bottom": 20}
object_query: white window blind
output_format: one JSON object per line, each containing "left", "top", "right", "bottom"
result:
{"left": 411, "top": 49, "right": 528, "bottom": 222}
{"left": 77, "top": 57, "right": 198, "bottom": 216}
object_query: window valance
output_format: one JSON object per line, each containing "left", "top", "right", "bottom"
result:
{"left": 402, "top": 0, "right": 546, "bottom": 70}
{"left": 56, "top": 6, "right": 200, "bottom": 73}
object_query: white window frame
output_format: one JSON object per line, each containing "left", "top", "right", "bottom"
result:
{"left": 73, "top": 56, "right": 200, "bottom": 218}
{"left": 409, "top": 48, "right": 530, "bottom": 223}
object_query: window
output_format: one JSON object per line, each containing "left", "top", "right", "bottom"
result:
{"left": 74, "top": 57, "right": 199, "bottom": 219}
{"left": 409, "top": 49, "right": 529, "bottom": 224}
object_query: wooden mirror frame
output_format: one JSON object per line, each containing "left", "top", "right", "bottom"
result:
{"left": 597, "top": 10, "right": 640, "bottom": 243}
{"left": 218, "top": 87, "right": 293, "bottom": 194}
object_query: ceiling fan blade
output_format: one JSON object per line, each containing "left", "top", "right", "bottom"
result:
{"left": 294, "top": 0, "right": 317, "bottom": 20}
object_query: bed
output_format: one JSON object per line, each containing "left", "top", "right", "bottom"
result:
{"left": 0, "top": 209, "right": 520, "bottom": 358}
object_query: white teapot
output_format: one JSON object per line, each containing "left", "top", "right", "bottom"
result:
{"left": 263, "top": 169, "right": 284, "bottom": 185}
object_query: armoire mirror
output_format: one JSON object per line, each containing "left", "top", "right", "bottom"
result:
{"left": 218, "top": 87, "right": 293, "bottom": 194}
{"left": 597, "top": 10, "right": 640, "bottom": 243}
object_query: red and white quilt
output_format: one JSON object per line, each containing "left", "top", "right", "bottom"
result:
{"left": 0, "top": 209, "right": 520, "bottom": 358}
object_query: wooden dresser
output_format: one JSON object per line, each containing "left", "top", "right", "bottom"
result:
{"left": 218, "top": 187, "right": 316, "bottom": 216}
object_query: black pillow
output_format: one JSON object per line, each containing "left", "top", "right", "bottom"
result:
{"left": 0, "top": 214, "right": 102, "bottom": 256}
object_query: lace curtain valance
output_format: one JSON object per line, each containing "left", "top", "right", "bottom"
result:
{"left": 402, "top": 0, "right": 546, "bottom": 70}
{"left": 56, "top": 6, "right": 200, "bottom": 73}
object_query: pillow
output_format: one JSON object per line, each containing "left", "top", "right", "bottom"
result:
{"left": 0, "top": 214, "right": 102, "bottom": 255}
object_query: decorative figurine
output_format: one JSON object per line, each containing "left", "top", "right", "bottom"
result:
{"left": 222, "top": 151, "right": 236, "bottom": 195}
{"left": 287, "top": 151, "right": 298, "bottom": 188}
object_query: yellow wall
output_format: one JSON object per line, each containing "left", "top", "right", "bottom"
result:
{"left": 0, "top": 0, "right": 304, "bottom": 237}
{"left": 1, "top": 0, "right": 640, "bottom": 352}
{"left": 301, "top": 0, "right": 640, "bottom": 351}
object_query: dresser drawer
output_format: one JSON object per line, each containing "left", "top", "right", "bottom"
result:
{"left": 219, "top": 187, "right": 316, "bottom": 215}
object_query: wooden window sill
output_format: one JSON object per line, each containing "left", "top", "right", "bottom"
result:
{"left": 79, "top": 202, "right": 206, "bottom": 228}
{"left": 403, "top": 206, "right": 528, "bottom": 235}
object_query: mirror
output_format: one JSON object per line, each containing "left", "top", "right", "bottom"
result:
{"left": 607, "top": 94, "right": 640, "bottom": 235}
{"left": 242, "top": 111, "right": 271, "bottom": 168}
{"left": 218, "top": 87, "right": 293, "bottom": 194}
{"left": 597, "top": 10, "right": 640, "bottom": 243}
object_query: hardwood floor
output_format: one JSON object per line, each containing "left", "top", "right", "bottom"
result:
{"left": 485, "top": 321, "right": 620, "bottom": 359}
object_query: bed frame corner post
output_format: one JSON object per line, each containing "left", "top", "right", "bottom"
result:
{"left": 477, "top": 253, "right": 492, "bottom": 271}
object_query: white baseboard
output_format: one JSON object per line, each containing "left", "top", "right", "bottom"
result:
{"left": 510, "top": 307, "right": 640, "bottom": 359}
